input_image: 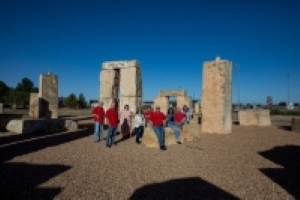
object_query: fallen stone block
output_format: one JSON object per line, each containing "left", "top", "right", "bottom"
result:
{"left": 238, "top": 109, "right": 271, "bottom": 126}
{"left": 291, "top": 118, "right": 300, "bottom": 133}
{"left": 142, "top": 123, "right": 200, "bottom": 148}
{"left": 6, "top": 119, "right": 78, "bottom": 134}
{"left": 0, "top": 114, "right": 23, "bottom": 131}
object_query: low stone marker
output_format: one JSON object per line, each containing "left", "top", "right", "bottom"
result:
{"left": 291, "top": 118, "right": 300, "bottom": 133}
{"left": 142, "top": 120, "right": 200, "bottom": 148}
{"left": 238, "top": 109, "right": 271, "bottom": 126}
{"left": 6, "top": 119, "right": 78, "bottom": 134}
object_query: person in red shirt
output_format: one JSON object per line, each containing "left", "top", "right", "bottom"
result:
{"left": 172, "top": 107, "right": 187, "bottom": 144}
{"left": 92, "top": 102, "right": 105, "bottom": 142}
{"left": 105, "top": 102, "right": 119, "bottom": 147}
{"left": 144, "top": 105, "right": 153, "bottom": 127}
{"left": 149, "top": 105, "right": 167, "bottom": 150}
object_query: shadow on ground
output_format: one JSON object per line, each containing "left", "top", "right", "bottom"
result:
{"left": 0, "top": 123, "right": 94, "bottom": 163}
{"left": 0, "top": 162, "right": 71, "bottom": 199}
{"left": 259, "top": 145, "right": 300, "bottom": 199}
{"left": 276, "top": 125, "right": 292, "bottom": 131}
{"left": 129, "top": 177, "right": 238, "bottom": 200}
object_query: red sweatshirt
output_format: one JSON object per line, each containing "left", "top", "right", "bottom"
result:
{"left": 150, "top": 111, "right": 166, "bottom": 126}
{"left": 144, "top": 110, "right": 153, "bottom": 121}
{"left": 174, "top": 111, "right": 186, "bottom": 124}
{"left": 105, "top": 108, "right": 119, "bottom": 126}
{"left": 92, "top": 106, "right": 105, "bottom": 123}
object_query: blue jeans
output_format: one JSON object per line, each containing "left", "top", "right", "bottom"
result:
{"left": 135, "top": 126, "right": 144, "bottom": 142}
{"left": 94, "top": 122, "right": 103, "bottom": 141}
{"left": 153, "top": 126, "right": 165, "bottom": 147}
{"left": 168, "top": 124, "right": 181, "bottom": 140}
{"left": 106, "top": 126, "right": 117, "bottom": 146}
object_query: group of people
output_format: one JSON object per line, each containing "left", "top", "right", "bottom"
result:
{"left": 92, "top": 101, "right": 192, "bottom": 150}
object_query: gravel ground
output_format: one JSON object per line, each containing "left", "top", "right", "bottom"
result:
{"left": 0, "top": 116, "right": 299, "bottom": 199}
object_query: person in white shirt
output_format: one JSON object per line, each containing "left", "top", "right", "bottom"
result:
{"left": 134, "top": 108, "right": 145, "bottom": 144}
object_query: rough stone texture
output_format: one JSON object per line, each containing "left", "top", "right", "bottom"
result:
{"left": 0, "top": 103, "right": 3, "bottom": 114}
{"left": 99, "top": 60, "right": 142, "bottom": 113}
{"left": 39, "top": 73, "right": 58, "bottom": 119}
{"left": 6, "top": 119, "right": 78, "bottom": 134}
{"left": 159, "top": 89, "right": 187, "bottom": 97}
{"left": 201, "top": 57, "right": 232, "bottom": 134}
{"left": 29, "top": 93, "right": 39, "bottom": 118}
{"left": 143, "top": 120, "right": 200, "bottom": 148}
{"left": 238, "top": 110, "right": 271, "bottom": 126}
{"left": 291, "top": 118, "right": 300, "bottom": 133}
{"left": 194, "top": 103, "right": 200, "bottom": 114}
{"left": 154, "top": 96, "right": 169, "bottom": 115}
{"left": 177, "top": 96, "right": 192, "bottom": 109}
{"left": 0, "top": 114, "right": 23, "bottom": 131}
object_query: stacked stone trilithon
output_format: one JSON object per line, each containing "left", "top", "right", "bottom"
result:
{"left": 201, "top": 56, "right": 232, "bottom": 134}
{"left": 99, "top": 60, "right": 142, "bottom": 113}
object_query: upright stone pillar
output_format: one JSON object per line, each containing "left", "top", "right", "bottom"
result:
{"left": 29, "top": 93, "right": 39, "bottom": 118}
{"left": 177, "top": 96, "right": 192, "bottom": 109}
{"left": 201, "top": 57, "right": 232, "bottom": 134}
{"left": 194, "top": 103, "right": 200, "bottom": 114}
{"left": 154, "top": 96, "right": 169, "bottom": 115}
{"left": 0, "top": 103, "right": 3, "bottom": 114}
{"left": 99, "top": 69, "right": 116, "bottom": 111}
{"left": 39, "top": 72, "right": 58, "bottom": 119}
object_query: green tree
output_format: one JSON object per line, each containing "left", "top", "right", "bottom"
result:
{"left": 77, "top": 93, "right": 87, "bottom": 108}
{"left": 0, "top": 80, "right": 10, "bottom": 103}
{"left": 16, "top": 78, "right": 34, "bottom": 92}
{"left": 14, "top": 78, "right": 38, "bottom": 107}
{"left": 64, "top": 93, "right": 78, "bottom": 108}
{"left": 278, "top": 102, "right": 287, "bottom": 107}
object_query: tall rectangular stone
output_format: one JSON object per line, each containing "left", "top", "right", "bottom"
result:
{"left": 29, "top": 93, "right": 39, "bottom": 118}
{"left": 201, "top": 57, "right": 232, "bottom": 134}
{"left": 177, "top": 96, "right": 192, "bottom": 109}
{"left": 0, "top": 103, "right": 3, "bottom": 114}
{"left": 154, "top": 96, "right": 169, "bottom": 115}
{"left": 39, "top": 72, "right": 58, "bottom": 119}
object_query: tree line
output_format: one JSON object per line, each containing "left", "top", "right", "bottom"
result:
{"left": 0, "top": 78, "right": 87, "bottom": 109}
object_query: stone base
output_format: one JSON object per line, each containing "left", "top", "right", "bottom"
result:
{"left": 238, "top": 109, "right": 271, "bottom": 126}
{"left": 291, "top": 118, "right": 300, "bottom": 133}
{"left": 0, "top": 114, "right": 23, "bottom": 131}
{"left": 142, "top": 122, "right": 200, "bottom": 148}
{"left": 6, "top": 119, "right": 78, "bottom": 134}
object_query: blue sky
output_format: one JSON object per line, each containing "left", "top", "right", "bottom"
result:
{"left": 0, "top": 0, "right": 299, "bottom": 104}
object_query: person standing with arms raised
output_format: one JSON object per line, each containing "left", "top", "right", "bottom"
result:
{"left": 105, "top": 102, "right": 119, "bottom": 147}
{"left": 149, "top": 105, "right": 167, "bottom": 150}
{"left": 92, "top": 102, "right": 105, "bottom": 142}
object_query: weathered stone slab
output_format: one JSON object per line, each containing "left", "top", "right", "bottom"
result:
{"left": 39, "top": 72, "right": 58, "bottom": 119}
{"left": 177, "top": 96, "right": 192, "bottom": 109}
{"left": 238, "top": 110, "right": 271, "bottom": 126}
{"left": 6, "top": 119, "right": 78, "bottom": 134}
{"left": 0, "top": 103, "right": 3, "bottom": 114}
{"left": 160, "top": 90, "right": 187, "bottom": 97}
{"left": 201, "top": 57, "right": 232, "bottom": 134}
{"left": 102, "top": 60, "right": 139, "bottom": 69}
{"left": 291, "top": 118, "right": 300, "bottom": 133}
{"left": 0, "top": 114, "right": 23, "bottom": 131}
{"left": 29, "top": 93, "right": 39, "bottom": 118}
{"left": 143, "top": 122, "right": 200, "bottom": 148}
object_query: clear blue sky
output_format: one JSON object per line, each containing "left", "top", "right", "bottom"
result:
{"left": 0, "top": 0, "right": 299, "bottom": 104}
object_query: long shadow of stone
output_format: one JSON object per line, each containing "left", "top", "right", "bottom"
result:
{"left": 129, "top": 177, "right": 238, "bottom": 199}
{"left": 259, "top": 145, "right": 300, "bottom": 198}
{"left": 0, "top": 123, "right": 94, "bottom": 163}
{"left": 0, "top": 162, "right": 71, "bottom": 199}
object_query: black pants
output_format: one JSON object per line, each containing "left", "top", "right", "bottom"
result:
{"left": 135, "top": 126, "right": 144, "bottom": 142}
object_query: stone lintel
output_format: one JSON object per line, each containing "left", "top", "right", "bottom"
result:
{"left": 102, "top": 60, "right": 139, "bottom": 70}
{"left": 159, "top": 89, "right": 187, "bottom": 97}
